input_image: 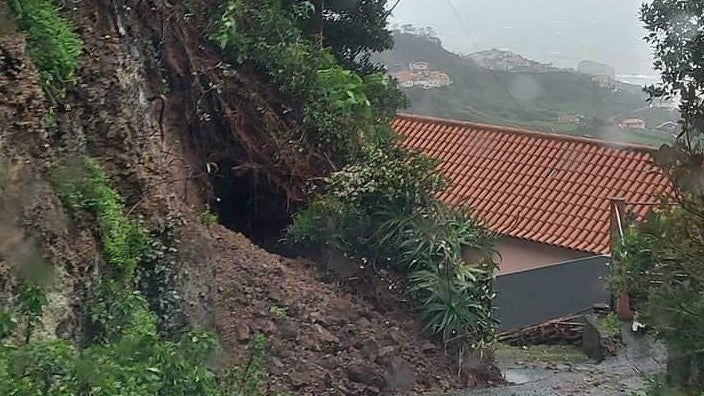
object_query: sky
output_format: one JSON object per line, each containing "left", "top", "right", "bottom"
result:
{"left": 389, "top": 0, "right": 656, "bottom": 77}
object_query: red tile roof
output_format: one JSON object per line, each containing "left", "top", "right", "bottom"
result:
{"left": 392, "top": 114, "right": 674, "bottom": 254}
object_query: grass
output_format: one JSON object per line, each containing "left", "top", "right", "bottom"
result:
{"left": 269, "top": 306, "right": 287, "bottom": 321}
{"left": 495, "top": 343, "right": 591, "bottom": 365}
{"left": 600, "top": 312, "right": 622, "bottom": 338}
{"left": 199, "top": 206, "right": 219, "bottom": 227}
{"left": 53, "top": 159, "right": 147, "bottom": 280}
{"left": 8, "top": 0, "right": 83, "bottom": 88}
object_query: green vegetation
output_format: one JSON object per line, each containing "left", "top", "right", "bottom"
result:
{"left": 209, "top": 0, "right": 497, "bottom": 351}
{"left": 609, "top": 0, "right": 704, "bottom": 391}
{"left": 611, "top": 207, "right": 704, "bottom": 392}
{"left": 0, "top": 159, "right": 279, "bottom": 395}
{"left": 289, "top": 146, "right": 498, "bottom": 348}
{"left": 8, "top": 0, "right": 82, "bottom": 89}
{"left": 600, "top": 312, "right": 622, "bottom": 338}
{"left": 378, "top": 32, "right": 675, "bottom": 146}
{"left": 308, "top": 0, "right": 394, "bottom": 74}
{"left": 608, "top": 223, "right": 654, "bottom": 312}
{"left": 200, "top": 205, "right": 219, "bottom": 227}
{"left": 211, "top": 0, "right": 403, "bottom": 158}
{"left": 55, "top": 159, "right": 147, "bottom": 280}
{"left": 269, "top": 306, "right": 288, "bottom": 321}
{"left": 16, "top": 284, "right": 47, "bottom": 343}
{"left": 221, "top": 334, "right": 288, "bottom": 396}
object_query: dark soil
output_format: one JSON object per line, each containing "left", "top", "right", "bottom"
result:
{"left": 209, "top": 226, "right": 473, "bottom": 395}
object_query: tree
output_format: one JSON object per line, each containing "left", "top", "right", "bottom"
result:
{"left": 296, "top": 0, "right": 395, "bottom": 74}
{"left": 637, "top": 0, "right": 704, "bottom": 391}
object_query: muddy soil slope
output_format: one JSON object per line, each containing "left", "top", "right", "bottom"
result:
{"left": 2, "top": 1, "right": 489, "bottom": 395}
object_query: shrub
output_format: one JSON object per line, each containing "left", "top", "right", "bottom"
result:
{"left": 613, "top": 205, "right": 704, "bottom": 391}
{"left": 54, "top": 159, "right": 147, "bottom": 280}
{"left": 220, "top": 334, "right": 286, "bottom": 396}
{"left": 45, "top": 158, "right": 281, "bottom": 394}
{"left": 16, "top": 284, "right": 47, "bottom": 343}
{"left": 200, "top": 206, "right": 219, "bottom": 227}
{"left": 210, "top": 0, "right": 405, "bottom": 159}
{"left": 8, "top": 0, "right": 83, "bottom": 88}
{"left": 608, "top": 222, "right": 656, "bottom": 311}
{"left": 0, "top": 331, "right": 225, "bottom": 395}
{"left": 289, "top": 146, "right": 498, "bottom": 347}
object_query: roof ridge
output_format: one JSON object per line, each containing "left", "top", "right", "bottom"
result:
{"left": 395, "top": 112, "right": 660, "bottom": 152}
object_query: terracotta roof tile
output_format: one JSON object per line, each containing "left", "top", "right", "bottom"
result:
{"left": 393, "top": 114, "right": 675, "bottom": 254}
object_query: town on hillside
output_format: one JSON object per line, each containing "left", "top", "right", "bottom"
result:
{"left": 390, "top": 61, "right": 452, "bottom": 89}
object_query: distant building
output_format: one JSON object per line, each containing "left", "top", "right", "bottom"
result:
{"left": 428, "top": 71, "right": 451, "bottom": 86}
{"left": 409, "top": 61, "right": 429, "bottom": 71}
{"left": 393, "top": 70, "right": 413, "bottom": 82}
{"left": 391, "top": 63, "right": 452, "bottom": 89}
{"left": 466, "top": 49, "right": 553, "bottom": 72}
{"left": 619, "top": 118, "right": 646, "bottom": 130}
{"left": 592, "top": 75, "right": 614, "bottom": 88}
{"left": 557, "top": 114, "right": 581, "bottom": 124}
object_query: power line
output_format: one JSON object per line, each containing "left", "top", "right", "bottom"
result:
{"left": 443, "top": 0, "right": 529, "bottom": 117}
{"left": 444, "top": 0, "right": 472, "bottom": 38}
{"left": 383, "top": 0, "right": 405, "bottom": 22}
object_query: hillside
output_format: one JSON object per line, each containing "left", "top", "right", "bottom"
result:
{"left": 378, "top": 33, "right": 675, "bottom": 146}
{"left": 0, "top": 2, "right": 499, "bottom": 395}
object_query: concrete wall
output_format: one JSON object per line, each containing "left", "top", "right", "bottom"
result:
{"left": 493, "top": 255, "right": 611, "bottom": 331}
{"left": 496, "top": 236, "right": 590, "bottom": 275}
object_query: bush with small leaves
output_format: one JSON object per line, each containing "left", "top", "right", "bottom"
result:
{"left": 290, "top": 146, "right": 498, "bottom": 348}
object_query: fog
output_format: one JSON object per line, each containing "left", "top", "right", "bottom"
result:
{"left": 390, "top": 0, "right": 656, "bottom": 77}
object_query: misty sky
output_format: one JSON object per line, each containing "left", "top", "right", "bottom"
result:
{"left": 389, "top": 0, "right": 656, "bottom": 76}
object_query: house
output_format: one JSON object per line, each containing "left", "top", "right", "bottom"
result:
{"left": 409, "top": 61, "right": 429, "bottom": 71}
{"left": 591, "top": 75, "right": 614, "bottom": 88}
{"left": 392, "top": 70, "right": 415, "bottom": 88}
{"left": 557, "top": 114, "right": 581, "bottom": 124}
{"left": 619, "top": 118, "right": 646, "bottom": 130}
{"left": 428, "top": 71, "right": 452, "bottom": 87}
{"left": 391, "top": 62, "right": 451, "bottom": 90}
{"left": 392, "top": 114, "right": 672, "bottom": 274}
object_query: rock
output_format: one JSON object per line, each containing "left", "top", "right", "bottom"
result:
{"left": 278, "top": 321, "right": 298, "bottom": 340}
{"left": 361, "top": 339, "right": 380, "bottom": 359}
{"left": 421, "top": 341, "right": 440, "bottom": 353}
{"left": 386, "top": 327, "right": 402, "bottom": 343}
{"left": 581, "top": 314, "right": 608, "bottom": 362}
{"left": 290, "top": 373, "right": 309, "bottom": 388}
{"left": 236, "top": 322, "right": 250, "bottom": 342}
{"left": 347, "top": 363, "right": 385, "bottom": 388}
{"left": 313, "top": 323, "right": 340, "bottom": 344}
{"left": 309, "top": 310, "right": 325, "bottom": 325}
{"left": 378, "top": 346, "right": 397, "bottom": 359}
{"left": 254, "top": 319, "right": 277, "bottom": 335}
{"left": 383, "top": 356, "right": 416, "bottom": 390}
{"left": 270, "top": 357, "right": 284, "bottom": 368}
{"left": 269, "top": 290, "right": 284, "bottom": 303}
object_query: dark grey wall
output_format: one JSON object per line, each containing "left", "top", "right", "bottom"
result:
{"left": 494, "top": 255, "right": 611, "bottom": 331}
